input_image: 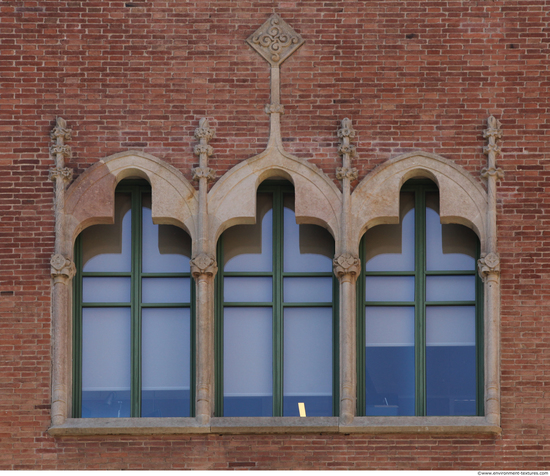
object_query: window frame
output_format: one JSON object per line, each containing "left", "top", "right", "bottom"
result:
{"left": 72, "top": 180, "right": 196, "bottom": 419}
{"left": 356, "top": 180, "right": 484, "bottom": 417}
{"left": 214, "top": 181, "right": 340, "bottom": 418}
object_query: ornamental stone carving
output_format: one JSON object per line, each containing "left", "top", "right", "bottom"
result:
{"left": 478, "top": 252, "right": 500, "bottom": 278}
{"left": 50, "top": 144, "right": 72, "bottom": 159}
{"left": 481, "top": 166, "right": 504, "bottom": 180}
{"left": 49, "top": 167, "right": 73, "bottom": 183}
{"left": 194, "top": 118, "right": 215, "bottom": 143}
{"left": 336, "top": 167, "right": 358, "bottom": 181}
{"left": 246, "top": 14, "right": 305, "bottom": 67}
{"left": 50, "top": 117, "right": 72, "bottom": 142}
{"left": 50, "top": 254, "right": 76, "bottom": 284}
{"left": 333, "top": 253, "right": 361, "bottom": 280}
{"left": 192, "top": 167, "right": 216, "bottom": 182}
{"left": 193, "top": 144, "right": 214, "bottom": 157}
{"left": 338, "top": 144, "right": 356, "bottom": 158}
{"left": 190, "top": 253, "right": 218, "bottom": 278}
{"left": 264, "top": 104, "right": 285, "bottom": 115}
{"left": 337, "top": 117, "right": 356, "bottom": 140}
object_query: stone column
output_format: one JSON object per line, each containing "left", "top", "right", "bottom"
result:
{"left": 479, "top": 116, "right": 503, "bottom": 426}
{"left": 190, "top": 119, "right": 217, "bottom": 425}
{"left": 49, "top": 117, "right": 74, "bottom": 426}
{"left": 334, "top": 118, "right": 360, "bottom": 425}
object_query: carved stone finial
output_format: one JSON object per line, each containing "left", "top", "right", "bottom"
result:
{"left": 50, "top": 117, "right": 72, "bottom": 142}
{"left": 190, "top": 253, "right": 218, "bottom": 279}
{"left": 333, "top": 253, "right": 361, "bottom": 281}
{"left": 338, "top": 117, "right": 356, "bottom": 140}
{"left": 246, "top": 14, "right": 305, "bottom": 67}
{"left": 194, "top": 118, "right": 215, "bottom": 144}
{"left": 483, "top": 116, "right": 502, "bottom": 156}
{"left": 50, "top": 254, "right": 76, "bottom": 284}
{"left": 192, "top": 167, "right": 216, "bottom": 182}
{"left": 478, "top": 252, "right": 500, "bottom": 278}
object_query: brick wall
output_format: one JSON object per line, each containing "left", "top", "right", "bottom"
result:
{"left": 1, "top": 0, "right": 549, "bottom": 469}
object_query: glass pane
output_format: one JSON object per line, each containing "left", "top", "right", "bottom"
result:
{"left": 426, "top": 306, "right": 476, "bottom": 416}
{"left": 82, "top": 193, "right": 132, "bottom": 272}
{"left": 224, "top": 277, "right": 272, "bottom": 303}
{"left": 224, "top": 307, "right": 272, "bottom": 416}
{"left": 81, "top": 308, "right": 131, "bottom": 418}
{"left": 142, "top": 194, "right": 191, "bottom": 273}
{"left": 425, "top": 192, "right": 477, "bottom": 271}
{"left": 283, "top": 195, "right": 333, "bottom": 272}
{"left": 365, "top": 306, "right": 415, "bottom": 416}
{"left": 284, "top": 277, "right": 332, "bottom": 303}
{"left": 283, "top": 308, "right": 333, "bottom": 417}
{"left": 142, "top": 278, "right": 191, "bottom": 304}
{"left": 142, "top": 308, "right": 191, "bottom": 417}
{"left": 82, "top": 277, "right": 131, "bottom": 303}
{"left": 224, "top": 194, "right": 273, "bottom": 272}
{"left": 365, "top": 276, "right": 414, "bottom": 302}
{"left": 426, "top": 275, "right": 475, "bottom": 302}
{"left": 364, "top": 192, "right": 415, "bottom": 272}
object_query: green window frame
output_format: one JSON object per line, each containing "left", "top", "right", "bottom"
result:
{"left": 214, "top": 181, "right": 339, "bottom": 417}
{"left": 356, "top": 180, "right": 484, "bottom": 417}
{"left": 72, "top": 180, "right": 195, "bottom": 418}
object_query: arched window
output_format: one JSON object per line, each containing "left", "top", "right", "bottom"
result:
{"left": 215, "top": 181, "right": 338, "bottom": 417}
{"left": 72, "top": 181, "right": 194, "bottom": 418}
{"left": 357, "top": 180, "right": 483, "bottom": 417}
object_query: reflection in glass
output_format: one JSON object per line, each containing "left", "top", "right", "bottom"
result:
{"left": 284, "top": 277, "right": 332, "bottom": 303}
{"left": 142, "top": 278, "right": 191, "bottom": 304}
{"left": 426, "top": 306, "right": 476, "bottom": 415}
{"left": 82, "top": 277, "right": 131, "bottom": 303}
{"left": 142, "top": 194, "right": 191, "bottom": 273}
{"left": 82, "top": 308, "right": 131, "bottom": 418}
{"left": 426, "top": 276, "right": 475, "bottom": 302}
{"left": 224, "top": 307, "right": 273, "bottom": 416}
{"left": 142, "top": 308, "right": 190, "bottom": 417}
{"left": 224, "top": 194, "right": 273, "bottom": 272}
{"left": 425, "top": 193, "right": 477, "bottom": 271}
{"left": 224, "top": 277, "right": 272, "bottom": 303}
{"left": 283, "top": 195, "right": 333, "bottom": 272}
{"left": 283, "top": 308, "right": 333, "bottom": 416}
{"left": 364, "top": 192, "right": 415, "bottom": 272}
{"left": 365, "top": 276, "right": 415, "bottom": 302}
{"left": 365, "top": 307, "right": 415, "bottom": 416}
{"left": 82, "top": 193, "right": 132, "bottom": 272}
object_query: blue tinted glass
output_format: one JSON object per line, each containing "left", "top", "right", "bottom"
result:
{"left": 81, "top": 390, "right": 131, "bottom": 418}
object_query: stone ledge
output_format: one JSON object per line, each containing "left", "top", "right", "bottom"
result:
{"left": 48, "top": 416, "right": 500, "bottom": 437}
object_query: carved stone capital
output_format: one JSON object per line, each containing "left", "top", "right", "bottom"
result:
{"left": 50, "top": 117, "right": 72, "bottom": 142}
{"left": 478, "top": 252, "right": 500, "bottom": 278}
{"left": 194, "top": 118, "right": 215, "bottom": 143}
{"left": 193, "top": 144, "right": 214, "bottom": 157}
{"left": 192, "top": 167, "right": 216, "bottom": 182}
{"left": 333, "top": 253, "right": 361, "bottom": 281}
{"left": 49, "top": 144, "right": 72, "bottom": 159}
{"left": 483, "top": 143, "right": 502, "bottom": 157}
{"left": 49, "top": 167, "right": 73, "bottom": 183}
{"left": 190, "top": 253, "right": 218, "bottom": 278}
{"left": 264, "top": 104, "right": 285, "bottom": 115}
{"left": 481, "top": 166, "right": 504, "bottom": 180}
{"left": 337, "top": 117, "right": 356, "bottom": 140}
{"left": 336, "top": 167, "right": 358, "bottom": 181}
{"left": 51, "top": 254, "right": 76, "bottom": 284}
{"left": 338, "top": 144, "right": 356, "bottom": 158}
{"left": 246, "top": 14, "right": 305, "bottom": 67}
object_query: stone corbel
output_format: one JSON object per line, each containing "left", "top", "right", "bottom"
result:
{"left": 50, "top": 254, "right": 76, "bottom": 285}
{"left": 192, "top": 167, "right": 216, "bottom": 182}
{"left": 478, "top": 252, "right": 500, "bottom": 279}
{"left": 49, "top": 167, "right": 73, "bottom": 183}
{"left": 336, "top": 167, "right": 358, "bottom": 182}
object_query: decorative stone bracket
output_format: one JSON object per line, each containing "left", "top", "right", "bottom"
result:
{"left": 190, "top": 253, "right": 218, "bottom": 279}
{"left": 333, "top": 253, "right": 361, "bottom": 282}
{"left": 50, "top": 254, "right": 76, "bottom": 285}
{"left": 478, "top": 252, "right": 500, "bottom": 278}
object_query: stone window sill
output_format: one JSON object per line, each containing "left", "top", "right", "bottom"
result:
{"left": 48, "top": 416, "right": 500, "bottom": 436}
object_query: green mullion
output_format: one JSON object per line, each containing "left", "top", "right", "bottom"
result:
{"left": 272, "top": 189, "right": 284, "bottom": 417}
{"left": 356, "top": 238, "right": 366, "bottom": 416}
{"left": 130, "top": 187, "right": 142, "bottom": 417}
{"left": 72, "top": 236, "right": 83, "bottom": 418}
{"left": 414, "top": 187, "right": 427, "bottom": 416}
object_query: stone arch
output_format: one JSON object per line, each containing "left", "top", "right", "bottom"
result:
{"left": 207, "top": 147, "right": 343, "bottom": 247}
{"left": 63, "top": 151, "right": 198, "bottom": 256}
{"left": 350, "top": 151, "right": 488, "bottom": 254}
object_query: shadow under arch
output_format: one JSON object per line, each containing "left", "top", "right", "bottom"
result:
{"left": 207, "top": 147, "right": 343, "bottom": 247}
{"left": 350, "top": 151, "right": 488, "bottom": 254}
{"left": 63, "top": 151, "right": 198, "bottom": 256}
